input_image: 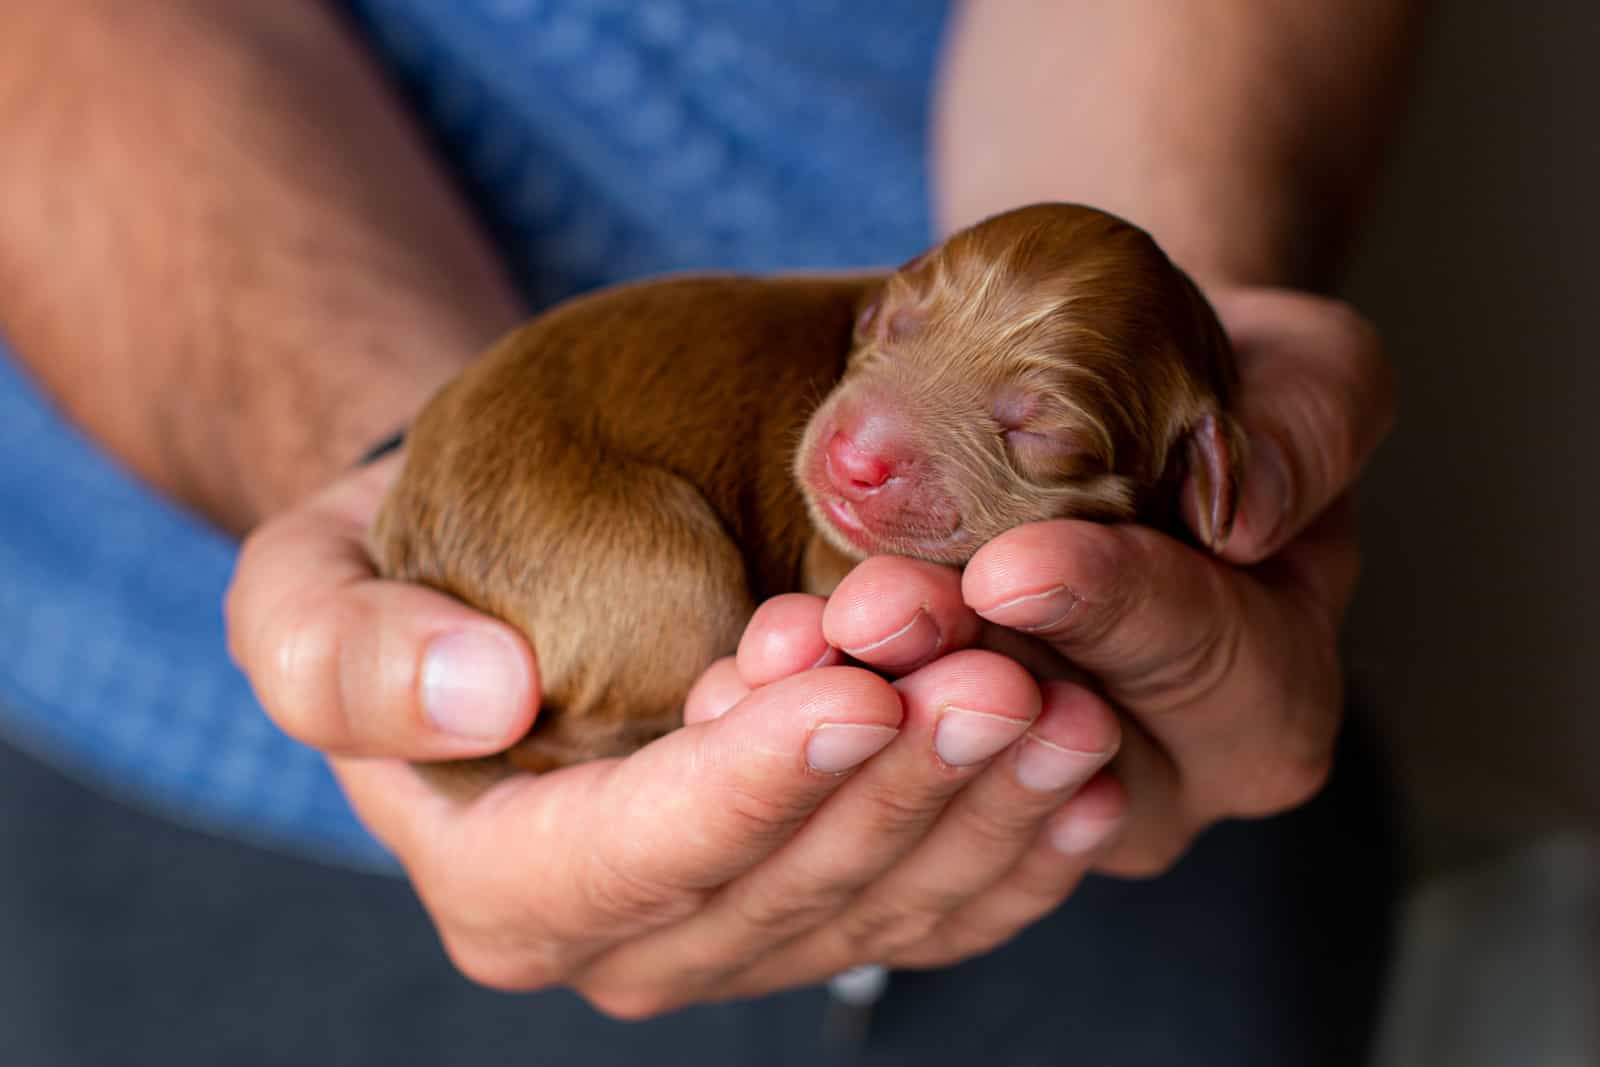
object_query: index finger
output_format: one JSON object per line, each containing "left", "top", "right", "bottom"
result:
{"left": 962, "top": 520, "right": 1337, "bottom": 819}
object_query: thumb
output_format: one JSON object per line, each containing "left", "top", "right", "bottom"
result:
{"left": 226, "top": 455, "right": 541, "bottom": 761}
{"left": 1207, "top": 289, "right": 1398, "bottom": 563}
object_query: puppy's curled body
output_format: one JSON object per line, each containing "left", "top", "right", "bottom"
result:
{"left": 372, "top": 276, "right": 865, "bottom": 770}
{"left": 371, "top": 204, "right": 1244, "bottom": 773}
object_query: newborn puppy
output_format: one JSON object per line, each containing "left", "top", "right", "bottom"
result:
{"left": 371, "top": 203, "right": 1243, "bottom": 773}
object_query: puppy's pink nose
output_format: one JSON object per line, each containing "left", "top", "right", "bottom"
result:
{"left": 825, "top": 430, "right": 893, "bottom": 498}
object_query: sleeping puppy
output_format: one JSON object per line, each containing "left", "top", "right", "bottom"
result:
{"left": 371, "top": 203, "right": 1243, "bottom": 773}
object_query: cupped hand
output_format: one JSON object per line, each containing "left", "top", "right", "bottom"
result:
{"left": 224, "top": 459, "right": 1120, "bottom": 1018}
{"left": 222, "top": 284, "right": 1389, "bottom": 1012}
{"left": 961, "top": 286, "right": 1397, "bottom": 876}
{"left": 731, "top": 288, "right": 1395, "bottom": 882}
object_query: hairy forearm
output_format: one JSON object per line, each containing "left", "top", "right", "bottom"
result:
{"left": 0, "top": 1, "right": 523, "bottom": 532}
{"left": 935, "top": 0, "right": 1431, "bottom": 288}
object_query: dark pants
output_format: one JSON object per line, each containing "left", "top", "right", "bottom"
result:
{"left": 0, "top": 725, "right": 1395, "bottom": 1066}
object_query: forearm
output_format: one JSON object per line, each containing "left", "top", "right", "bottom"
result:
{"left": 0, "top": 1, "right": 523, "bottom": 532}
{"left": 934, "top": 0, "right": 1430, "bottom": 288}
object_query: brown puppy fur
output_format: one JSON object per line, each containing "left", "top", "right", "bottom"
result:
{"left": 370, "top": 204, "right": 1244, "bottom": 773}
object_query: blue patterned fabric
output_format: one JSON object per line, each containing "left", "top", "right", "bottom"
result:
{"left": 341, "top": 0, "right": 946, "bottom": 304}
{"left": 0, "top": 0, "right": 949, "bottom": 870}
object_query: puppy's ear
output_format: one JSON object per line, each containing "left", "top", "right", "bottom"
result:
{"left": 1182, "top": 409, "right": 1247, "bottom": 553}
{"left": 858, "top": 247, "right": 938, "bottom": 343}
{"left": 853, "top": 285, "right": 885, "bottom": 345}
{"left": 853, "top": 273, "right": 929, "bottom": 347}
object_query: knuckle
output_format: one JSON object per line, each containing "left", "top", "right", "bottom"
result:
{"left": 1095, "top": 832, "right": 1189, "bottom": 879}
{"left": 223, "top": 523, "right": 292, "bottom": 667}
{"left": 1321, "top": 397, "right": 1361, "bottom": 485}
{"left": 728, "top": 879, "right": 852, "bottom": 937}
{"left": 260, "top": 596, "right": 355, "bottom": 751}
{"left": 1124, "top": 578, "right": 1240, "bottom": 710}
{"left": 861, "top": 782, "right": 943, "bottom": 840}
{"left": 869, "top": 791, "right": 935, "bottom": 839}
{"left": 1280, "top": 386, "right": 1360, "bottom": 513}
{"left": 721, "top": 781, "right": 819, "bottom": 847}
{"left": 1323, "top": 398, "right": 1370, "bottom": 497}
{"left": 1322, "top": 297, "right": 1380, "bottom": 352}
{"left": 581, "top": 986, "right": 680, "bottom": 1022}
{"left": 1071, "top": 528, "right": 1175, "bottom": 649}
{"left": 933, "top": 911, "right": 1029, "bottom": 962}
{"left": 951, "top": 798, "right": 1043, "bottom": 852}
{"left": 584, "top": 849, "right": 683, "bottom": 929}
{"left": 838, "top": 889, "right": 957, "bottom": 959}
{"left": 882, "top": 942, "right": 956, "bottom": 970}
{"left": 1330, "top": 300, "right": 1388, "bottom": 380}
{"left": 1322, "top": 300, "right": 1397, "bottom": 466}
{"left": 439, "top": 934, "right": 557, "bottom": 994}
{"left": 1062, "top": 524, "right": 1127, "bottom": 617}
{"left": 1096, "top": 847, "right": 1178, "bottom": 880}
{"left": 654, "top": 953, "right": 741, "bottom": 996}
{"left": 422, "top": 871, "right": 610, "bottom": 992}
{"left": 1230, "top": 748, "right": 1334, "bottom": 818}
{"left": 1101, "top": 851, "right": 1174, "bottom": 879}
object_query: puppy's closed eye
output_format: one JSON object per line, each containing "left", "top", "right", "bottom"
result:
{"left": 1003, "top": 423, "right": 1101, "bottom": 481}
{"left": 375, "top": 201, "right": 1240, "bottom": 776}
{"left": 993, "top": 389, "right": 1102, "bottom": 480}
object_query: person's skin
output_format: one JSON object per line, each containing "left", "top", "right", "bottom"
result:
{"left": 924, "top": 0, "right": 1425, "bottom": 878}
{"left": 0, "top": 2, "right": 526, "bottom": 530}
{"left": 1, "top": 0, "right": 1421, "bottom": 1018}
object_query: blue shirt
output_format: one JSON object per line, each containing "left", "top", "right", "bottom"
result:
{"left": 0, "top": 0, "right": 950, "bottom": 871}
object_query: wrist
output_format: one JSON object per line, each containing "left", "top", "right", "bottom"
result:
{"left": 228, "top": 325, "right": 503, "bottom": 530}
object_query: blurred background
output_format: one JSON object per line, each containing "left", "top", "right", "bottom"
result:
{"left": 1, "top": 3, "right": 1593, "bottom": 1063}
{"left": 1343, "top": 3, "right": 1598, "bottom": 1062}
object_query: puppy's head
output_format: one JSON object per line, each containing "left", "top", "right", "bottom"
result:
{"left": 795, "top": 203, "right": 1243, "bottom": 565}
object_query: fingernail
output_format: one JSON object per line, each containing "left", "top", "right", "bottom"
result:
{"left": 1013, "top": 735, "right": 1104, "bottom": 793}
{"left": 1049, "top": 812, "right": 1123, "bottom": 855}
{"left": 984, "top": 585, "right": 1077, "bottom": 634}
{"left": 841, "top": 609, "right": 941, "bottom": 669}
{"left": 1240, "top": 431, "right": 1292, "bottom": 549}
{"left": 934, "top": 706, "right": 1029, "bottom": 767}
{"left": 421, "top": 630, "right": 529, "bottom": 740}
{"left": 806, "top": 723, "right": 898, "bottom": 774}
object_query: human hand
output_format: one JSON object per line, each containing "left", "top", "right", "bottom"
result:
{"left": 958, "top": 286, "right": 1396, "bottom": 876}
{"left": 732, "top": 287, "right": 1394, "bottom": 881}
{"left": 222, "top": 284, "right": 1387, "bottom": 1011}
{"left": 224, "top": 459, "right": 1120, "bottom": 1017}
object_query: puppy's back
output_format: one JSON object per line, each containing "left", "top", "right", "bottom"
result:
{"left": 370, "top": 275, "right": 870, "bottom": 769}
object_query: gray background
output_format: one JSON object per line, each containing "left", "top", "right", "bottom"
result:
{"left": 1345, "top": 1, "right": 1596, "bottom": 872}
{"left": 1340, "top": 3, "right": 1597, "bottom": 1060}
